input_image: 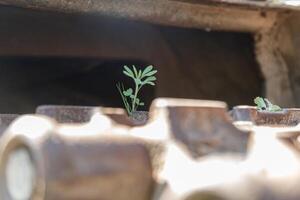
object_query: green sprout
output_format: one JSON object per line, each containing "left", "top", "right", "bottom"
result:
{"left": 116, "top": 65, "right": 157, "bottom": 116}
{"left": 254, "top": 97, "right": 282, "bottom": 112}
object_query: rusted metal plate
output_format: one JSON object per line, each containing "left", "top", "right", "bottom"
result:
{"left": 0, "top": 0, "right": 282, "bottom": 32}
{"left": 179, "top": 0, "right": 300, "bottom": 10}
{"left": 231, "top": 105, "right": 300, "bottom": 125}
{"left": 1, "top": 0, "right": 298, "bottom": 13}
{"left": 148, "top": 98, "right": 250, "bottom": 157}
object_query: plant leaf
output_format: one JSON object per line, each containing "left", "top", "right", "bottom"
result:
{"left": 136, "top": 98, "right": 140, "bottom": 104}
{"left": 123, "top": 88, "right": 133, "bottom": 96}
{"left": 138, "top": 70, "right": 142, "bottom": 79}
{"left": 123, "top": 66, "right": 134, "bottom": 77}
{"left": 135, "top": 79, "right": 142, "bottom": 85}
{"left": 139, "top": 102, "right": 144, "bottom": 106}
{"left": 254, "top": 97, "right": 282, "bottom": 112}
{"left": 142, "top": 65, "right": 153, "bottom": 77}
{"left": 116, "top": 83, "right": 131, "bottom": 115}
{"left": 146, "top": 82, "right": 155, "bottom": 86}
{"left": 264, "top": 98, "right": 282, "bottom": 111}
{"left": 264, "top": 98, "right": 273, "bottom": 108}
{"left": 270, "top": 105, "right": 282, "bottom": 111}
{"left": 142, "top": 76, "right": 156, "bottom": 85}
{"left": 145, "top": 76, "right": 156, "bottom": 82}
{"left": 123, "top": 70, "right": 134, "bottom": 78}
{"left": 130, "top": 94, "right": 134, "bottom": 99}
{"left": 254, "top": 97, "right": 266, "bottom": 110}
{"left": 144, "top": 70, "right": 157, "bottom": 77}
{"left": 132, "top": 65, "right": 138, "bottom": 78}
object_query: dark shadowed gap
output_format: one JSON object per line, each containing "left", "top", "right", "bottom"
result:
{"left": 0, "top": 5, "right": 264, "bottom": 113}
{"left": 0, "top": 57, "right": 155, "bottom": 113}
{"left": 157, "top": 26, "right": 264, "bottom": 107}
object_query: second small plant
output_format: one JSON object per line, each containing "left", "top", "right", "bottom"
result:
{"left": 254, "top": 97, "right": 282, "bottom": 112}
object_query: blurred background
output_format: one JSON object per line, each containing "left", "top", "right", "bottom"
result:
{"left": 0, "top": 0, "right": 299, "bottom": 113}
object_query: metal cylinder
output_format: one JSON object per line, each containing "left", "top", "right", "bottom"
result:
{"left": 0, "top": 115, "right": 153, "bottom": 200}
{"left": 0, "top": 114, "right": 18, "bottom": 136}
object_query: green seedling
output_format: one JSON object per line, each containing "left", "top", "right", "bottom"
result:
{"left": 116, "top": 65, "right": 157, "bottom": 116}
{"left": 254, "top": 97, "right": 282, "bottom": 112}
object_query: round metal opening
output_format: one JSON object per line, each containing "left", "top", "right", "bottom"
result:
{"left": 5, "top": 147, "right": 35, "bottom": 200}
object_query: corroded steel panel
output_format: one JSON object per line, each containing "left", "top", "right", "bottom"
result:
{"left": 0, "top": 0, "right": 283, "bottom": 32}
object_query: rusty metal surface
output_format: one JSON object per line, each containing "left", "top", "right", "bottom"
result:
{"left": 36, "top": 105, "right": 148, "bottom": 126}
{"left": 0, "top": 115, "right": 153, "bottom": 200}
{"left": 3, "top": 98, "right": 300, "bottom": 199}
{"left": 96, "top": 107, "right": 135, "bottom": 126}
{"left": 149, "top": 98, "right": 249, "bottom": 157}
{"left": 36, "top": 105, "right": 95, "bottom": 123}
{"left": 130, "top": 111, "right": 149, "bottom": 126}
{"left": 232, "top": 105, "right": 300, "bottom": 125}
{"left": 1, "top": 0, "right": 298, "bottom": 13}
{"left": 0, "top": 0, "right": 282, "bottom": 32}
{"left": 178, "top": 0, "right": 300, "bottom": 10}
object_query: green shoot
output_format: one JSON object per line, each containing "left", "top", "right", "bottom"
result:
{"left": 116, "top": 82, "right": 131, "bottom": 115}
{"left": 116, "top": 65, "right": 157, "bottom": 116}
{"left": 254, "top": 97, "right": 282, "bottom": 112}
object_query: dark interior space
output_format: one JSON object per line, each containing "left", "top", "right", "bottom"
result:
{"left": 157, "top": 26, "right": 264, "bottom": 106}
{"left": 0, "top": 58, "right": 155, "bottom": 113}
{"left": 0, "top": 5, "right": 264, "bottom": 113}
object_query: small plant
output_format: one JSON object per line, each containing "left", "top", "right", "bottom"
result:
{"left": 254, "top": 97, "right": 282, "bottom": 112}
{"left": 116, "top": 65, "right": 157, "bottom": 116}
